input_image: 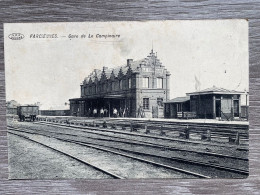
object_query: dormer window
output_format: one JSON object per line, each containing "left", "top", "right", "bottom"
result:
{"left": 119, "top": 80, "right": 123, "bottom": 89}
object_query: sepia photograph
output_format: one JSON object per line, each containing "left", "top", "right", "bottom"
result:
{"left": 4, "top": 20, "right": 249, "bottom": 179}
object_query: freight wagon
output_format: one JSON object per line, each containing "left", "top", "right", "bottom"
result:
{"left": 17, "top": 105, "right": 39, "bottom": 121}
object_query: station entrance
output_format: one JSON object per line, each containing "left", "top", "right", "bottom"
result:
{"left": 80, "top": 95, "right": 133, "bottom": 118}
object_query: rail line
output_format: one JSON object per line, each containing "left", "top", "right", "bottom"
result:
{"left": 39, "top": 117, "right": 248, "bottom": 138}
{"left": 33, "top": 121, "right": 249, "bottom": 151}
{"left": 121, "top": 121, "right": 248, "bottom": 141}
{"left": 8, "top": 125, "right": 248, "bottom": 176}
{"left": 8, "top": 127, "right": 211, "bottom": 179}
{"left": 29, "top": 122, "right": 248, "bottom": 161}
{"left": 8, "top": 131, "right": 124, "bottom": 179}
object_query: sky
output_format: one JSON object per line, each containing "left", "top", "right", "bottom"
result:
{"left": 4, "top": 20, "right": 249, "bottom": 109}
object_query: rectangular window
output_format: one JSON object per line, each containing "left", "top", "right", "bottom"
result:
{"left": 128, "top": 78, "right": 131, "bottom": 88}
{"left": 116, "top": 81, "right": 119, "bottom": 91}
{"left": 143, "top": 98, "right": 149, "bottom": 110}
{"left": 112, "top": 82, "right": 115, "bottom": 91}
{"left": 142, "top": 77, "right": 149, "bottom": 88}
{"left": 81, "top": 87, "right": 84, "bottom": 96}
{"left": 157, "top": 78, "right": 163, "bottom": 88}
{"left": 105, "top": 83, "right": 108, "bottom": 92}
{"left": 233, "top": 100, "right": 239, "bottom": 117}
{"left": 157, "top": 98, "right": 163, "bottom": 107}
{"left": 109, "top": 82, "right": 112, "bottom": 91}
{"left": 119, "top": 80, "right": 123, "bottom": 89}
{"left": 177, "top": 103, "right": 182, "bottom": 112}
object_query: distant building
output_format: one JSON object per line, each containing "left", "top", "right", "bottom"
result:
{"left": 6, "top": 100, "right": 20, "bottom": 115}
{"left": 69, "top": 50, "right": 171, "bottom": 118}
{"left": 164, "top": 86, "right": 245, "bottom": 120}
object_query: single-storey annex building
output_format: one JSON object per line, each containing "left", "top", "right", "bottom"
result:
{"left": 164, "top": 86, "right": 245, "bottom": 120}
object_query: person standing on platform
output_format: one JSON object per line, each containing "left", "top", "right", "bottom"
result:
{"left": 100, "top": 107, "right": 104, "bottom": 118}
{"left": 88, "top": 108, "right": 91, "bottom": 117}
{"left": 119, "top": 108, "right": 123, "bottom": 117}
{"left": 126, "top": 107, "right": 129, "bottom": 117}
{"left": 113, "top": 108, "right": 118, "bottom": 118}
{"left": 93, "top": 108, "right": 97, "bottom": 118}
{"left": 123, "top": 108, "right": 126, "bottom": 117}
{"left": 104, "top": 108, "right": 108, "bottom": 117}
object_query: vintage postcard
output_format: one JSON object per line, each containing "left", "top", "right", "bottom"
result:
{"left": 4, "top": 20, "right": 249, "bottom": 179}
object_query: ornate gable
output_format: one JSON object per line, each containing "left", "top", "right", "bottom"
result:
{"left": 89, "top": 77, "right": 93, "bottom": 84}
{"left": 94, "top": 71, "right": 99, "bottom": 83}
{"left": 100, "top": 68, "right": 107, "bottom": 82}
{"left": 110, "top": 70, "right": 115, "bottom": 80}
{"left": 118, "top": 67, "right": 124, "bottom": 79}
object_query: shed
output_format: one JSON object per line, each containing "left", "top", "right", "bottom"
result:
{"left": 186, "top": 86, "right": 244, "bottom": 120}
{"left": 164, "top": 96, "right": 190, "bottom": 118}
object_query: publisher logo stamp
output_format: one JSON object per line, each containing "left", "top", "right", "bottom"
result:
{"left": 8, "top": 33, "right": 24, "bottom": 40}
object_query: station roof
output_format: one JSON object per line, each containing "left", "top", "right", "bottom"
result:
{"left": 164, "top": 96, "right": 190, "bottom": 104}
{"left": 83, "top": 50, "right": 164, "bottom": 84}
{"left": 69, "top": 94, "right": 126, "bottom": 101}
{"left": 186, "top": 86, "right": 245, "bottom": 96}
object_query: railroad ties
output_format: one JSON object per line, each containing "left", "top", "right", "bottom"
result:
{"left": 8, "top": 120, "right": 249, "bottom": 179}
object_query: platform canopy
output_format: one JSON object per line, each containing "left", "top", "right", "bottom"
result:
{"left": 186, "top": 86, "right": 245, "bottom": 96}
{"left": 104, "top": 94, "right": 126, "bottom": 99}
{"left": 69, "top": 94, "right": 126, "bottom": 101}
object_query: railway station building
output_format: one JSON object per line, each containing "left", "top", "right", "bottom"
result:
{"left": 164, "top": 86, "right": 245, "bottom": 120}
{"left": 69, "top": 49, "right": 171, "bottom": 118}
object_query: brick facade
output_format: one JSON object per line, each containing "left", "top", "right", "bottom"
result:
{"left": 69, "top": 50, "right": 171, "bottom": 118}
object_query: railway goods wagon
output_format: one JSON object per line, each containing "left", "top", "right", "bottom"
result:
{"left": 17, "top": 105, "right": 39, "bottom": 121}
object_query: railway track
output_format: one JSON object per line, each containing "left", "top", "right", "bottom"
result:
{"left": 38, "top": 117, "right": 249, "bottom": 146}
{"left": 34, "top": 118, "right": 249, "bottom": 152}
{"left": 31, "top": 121, "right": 248, "bottom": 160}
{"left": 8, "top": 127, "right": 211, "bottom": 179}
{"left": 42, "top": 117, "right": 248, "bottom": 137}
{"left": 8, "top": 125, "right": 249, "bottom": 177}
{"left": 8, "top": 131, "right": 123, "bottom": 179}
{"left": 105, "top": 118, "right": 249, "bottom": 140}
{"left": 34, "top": 121, "right": 249, "bottom": 150}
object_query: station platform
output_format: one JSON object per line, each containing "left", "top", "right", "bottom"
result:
{"left": 36, "top": 115, "right": 249, "bottom": 126}
{"left": 108, "top": 117, "right": 249, "bottom": 126}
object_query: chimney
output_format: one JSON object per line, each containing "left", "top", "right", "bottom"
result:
{"left": 127, "top": 59, "right": 133, "bottom": 66}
